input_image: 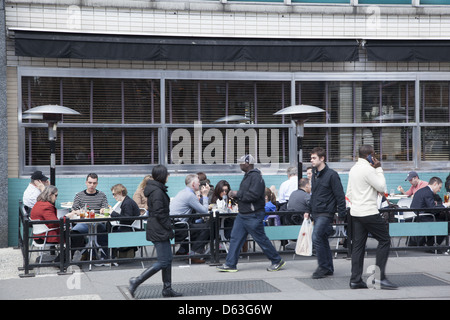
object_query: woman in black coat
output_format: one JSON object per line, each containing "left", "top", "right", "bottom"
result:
{"left": 128, "top": 165, "right": 181, "bottom": 298}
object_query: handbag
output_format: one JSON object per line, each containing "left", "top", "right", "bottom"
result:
{"left": 295, "top": 218, "right": 313, "bottom": 256}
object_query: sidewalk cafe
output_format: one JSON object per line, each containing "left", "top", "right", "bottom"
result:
{"left": 18, "top": 198, "right": 450, "bottom": 277}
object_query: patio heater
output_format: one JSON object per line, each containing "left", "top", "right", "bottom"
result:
{"left": 23, "top": 105, "right": 81, "bottom": 186}
{"left": 274, "top": 105, "right": 325, "bottom": 184}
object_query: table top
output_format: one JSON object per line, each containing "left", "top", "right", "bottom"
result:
{"left": 387, "top": 194, "right": 409, "bottom": 201}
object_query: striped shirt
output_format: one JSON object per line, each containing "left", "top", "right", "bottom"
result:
{"left": 72, "top": 190, "right": 109, "bottom": 213}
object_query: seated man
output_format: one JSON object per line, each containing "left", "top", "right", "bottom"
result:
{"left": 170, "top": 174, "right": 210, "bottom": 263}
{"left": 287, "top": 178, "right": 311, "bottom": 225}
{"left": 23, "top": 171, "right": 50, "bottom": 212}
{"left": 70, "top": 173, "right": 109, "bottom": 260}
{"left": 277, "top": 167, "right": 298, "bottom": 211}
{"left": 398, "top": 171, "right": 428, "bottom": 197}
{"left": 410, "top": 176, "right": 450, "bottom": 247}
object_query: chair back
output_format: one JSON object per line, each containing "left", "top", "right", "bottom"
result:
{"left": 29, "top": 219, "right": 50, "bottom": 235}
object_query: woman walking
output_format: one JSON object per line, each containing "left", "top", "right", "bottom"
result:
{"left": 128, "top": 165, "right": 182, "bottom": 298}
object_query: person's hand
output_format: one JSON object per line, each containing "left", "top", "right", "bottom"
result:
{"left": 371, "top": 156, "right": 381, "bottom": 168}
{"left": 303, "top": 212, "right": 310, "bottom": 220}
{"left": 201, "top": 184, "right": 210, "bottom": 197}
{"left": 34, "top": 180, "right": 45, "bottom": 191}
{"left": 66, "top": 211, "right": 78, "bottom": 219}
{"left": 228, "top": 190, "right": 238, "bottom": 198}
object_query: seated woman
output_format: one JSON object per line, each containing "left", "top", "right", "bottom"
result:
{"left": 211, "top": 180, "right": 232, "bottom": 211}
{"left": 30, "top": 185, "right": 76, "bottom": 261}
{"left": 133, "top": 175, "right": 152, "bottom": 215}
{"left": 211, "top": 180, "right": 235, "bottom": 240}
{"left": 30, "top": 185, "right": 61, "bottom": 244}
{"left": 110, "top": 184, "right": 141, "bottom": 258}
{"left": 111, "top": 184, "right": 141, "bottom": 231}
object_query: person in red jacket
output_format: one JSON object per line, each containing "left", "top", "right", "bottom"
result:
{"left": 30, "top": 185, "right": 61, "bottom": 244}
{"left": 30, "top": 185, "right": 77, "bottom": 244}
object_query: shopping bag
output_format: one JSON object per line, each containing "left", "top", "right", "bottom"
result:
{"left": 295, "top": 218, "right": 313, "bottom": 256}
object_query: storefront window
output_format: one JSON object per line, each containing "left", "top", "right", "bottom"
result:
{"left": 19, "top": 72, "right": 449, "bottom": 173}
{"left": 298, "top": 80, "right": 415, "bottom": 163}
{"left": 22, "top": 77, "right": 160, "bottom": 167}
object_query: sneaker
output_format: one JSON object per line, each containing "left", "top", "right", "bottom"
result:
{"left": 267, "top": 259, "right": 286, "bottom": 272}
{"left": 216, "top": 264, "right": 238, "bottom": 272}
{"left": 94, "top": 258, "right": 111, "bottom": 267}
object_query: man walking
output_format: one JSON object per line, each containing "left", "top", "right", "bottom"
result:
{"left": 217, "top": 154, "right": 285, "bottom": 272}
{"left": 309, "top": 147, "right": 346, "bottom": 279}
{"left": 346, "top": 145, "right": 397, "bottom": 290}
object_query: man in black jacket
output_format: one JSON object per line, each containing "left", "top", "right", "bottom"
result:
{"left": 309, "top": 147, "right": 346, "bottom": 279}
{"left": 217, "top": 154, "right": 285, "bottom": 273}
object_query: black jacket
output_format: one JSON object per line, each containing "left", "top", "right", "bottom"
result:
{"left": 309, "top": 164, "right": 346, "bottom": 218}
{"left": 236, "top": 168, "right": 266, "bottom": 214}
{"left": 410, "top": 185, "right": 443, "bottom": 218}
{"left": 144, "top": 180, "right": 174, "bottom": 242}
{"left": 111, "top": 195, "right": 140, "bottom": 225}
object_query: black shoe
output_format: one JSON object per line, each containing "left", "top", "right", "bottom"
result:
{"left": 312, "top": 268, "right": 333, "bottom": 279}
{"left": 350, "top": 281, "right": 368, "bottom": 289}
{"left": 376, "top": 278, "right": 398, "bottom": 290}
{"left": 162, "top": 287, "right": 183, "bottom": 298}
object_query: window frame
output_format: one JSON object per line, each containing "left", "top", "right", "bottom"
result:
{"left": 17, "top": 67, "right": 450, "bottom": 176}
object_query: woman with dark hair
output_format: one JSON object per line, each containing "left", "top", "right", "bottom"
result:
{"left": 211, "top": 180, "right": 231, "bottom": 205}
{"left": 128, "top": 165, "right": 182, "bottom": 298}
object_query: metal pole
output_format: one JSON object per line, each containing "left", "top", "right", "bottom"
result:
{"left": 48, "top": 123, "right": 57, "bottom": 186}
{"left": 296, "top": 120, "right": 304, "bottom": 186}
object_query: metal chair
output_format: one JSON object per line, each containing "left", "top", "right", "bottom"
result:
{"left": 29, "top": 220, "right": 59, "bottom": 266}
{"left": 173, "top": 220, "right": 192, "bottom": 265}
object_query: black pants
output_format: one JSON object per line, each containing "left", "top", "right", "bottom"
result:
{"left": 350, "top": 214, "right": 391, "bottom": 283}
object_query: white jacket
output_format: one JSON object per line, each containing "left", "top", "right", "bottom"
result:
{"left": 346, "top": 158, "right": 386, "bottom": 217}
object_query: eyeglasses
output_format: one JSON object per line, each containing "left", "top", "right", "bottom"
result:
{"left": 53, "top": 193, "right": 58, "bottom": 197}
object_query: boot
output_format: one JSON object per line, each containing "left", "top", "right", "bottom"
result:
{"left": 161, "top": 267, "right": 182, "bottom": 298}
{"left": 128, "top": 266, "right": 159, "bottom": 298}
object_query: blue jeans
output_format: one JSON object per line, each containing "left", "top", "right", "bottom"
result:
{"left": 226, "top": 211, "right": 281, "bottom": 268}
{"left": 152, "top": 240, "right": 173, "bottom": 271}
{"left": 312, "top": 215, "right": 334, "bottom": 273}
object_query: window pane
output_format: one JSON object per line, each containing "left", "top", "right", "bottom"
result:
{"left": 124, "top": 129, "right": 159, "bottom": 164}
{"left": 167, "top": 80, "right": 200, "bottom": 123}
{"left": 61, "top": 78, "right": 91, "bottom": 123}
{"left": 61, "top": 128, "right": 91, "bottom": 165}
{"left": 92, "top": 79, "right": 122, "bottom": 124}
{"left": 302, "top": 126, "right": 413, "bottom": 162}
{"left": 362, "top": 81, "right": 414, "bottom": 124}
{"left": 297, "top": 81, "right": 414, "bottom": 124}
{"left": 22, "top": 77, "right": 60, "bottom": 111}
{"left": 123, "top": 79, "right": 160, "bottom": 124}
{"left": 422, "top": 127, "right": 450, "bottom": 161}
{"left": 256, "top": 82, "right": 290, "bottom": 124}
{"left": 421, "top": 81, "right": 450, "bottom": 122}
{"left": 167, "top": 80, "right": 290, "bottom": 124}
{"left": 24, "top": 128, "right": 54, "bottom": 166}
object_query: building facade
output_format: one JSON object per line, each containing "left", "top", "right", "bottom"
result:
{"left": 3, "top": 0, "right": 450, "bottom": 246}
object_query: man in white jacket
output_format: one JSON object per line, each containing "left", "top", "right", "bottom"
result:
{"left": 346, "top": 145, "right": 397, "bottom": 290}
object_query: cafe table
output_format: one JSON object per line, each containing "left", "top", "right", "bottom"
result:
{"left": 71, "top": 213, "right": 111, "bottom": 270}
{"left": 387, "top": 194, "right": 409, "bottom": 204}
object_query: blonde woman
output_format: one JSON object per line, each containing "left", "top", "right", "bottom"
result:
{"left": 133, "top": 175, "right": 153, "bottom": 214}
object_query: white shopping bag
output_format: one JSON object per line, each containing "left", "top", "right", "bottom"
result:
{"left": 295, "top": 218, "right": 313, "bottom": 256}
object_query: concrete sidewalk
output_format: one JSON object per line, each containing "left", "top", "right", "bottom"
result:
{"left": 1, "top": 247, "right": 449, "bottom": 301}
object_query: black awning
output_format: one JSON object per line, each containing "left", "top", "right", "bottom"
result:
{"left": 366, "top": 40, "right": 450, "bottom": 62}
{"left": 14, "top": 30, "right": 359, "bottom": 63}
